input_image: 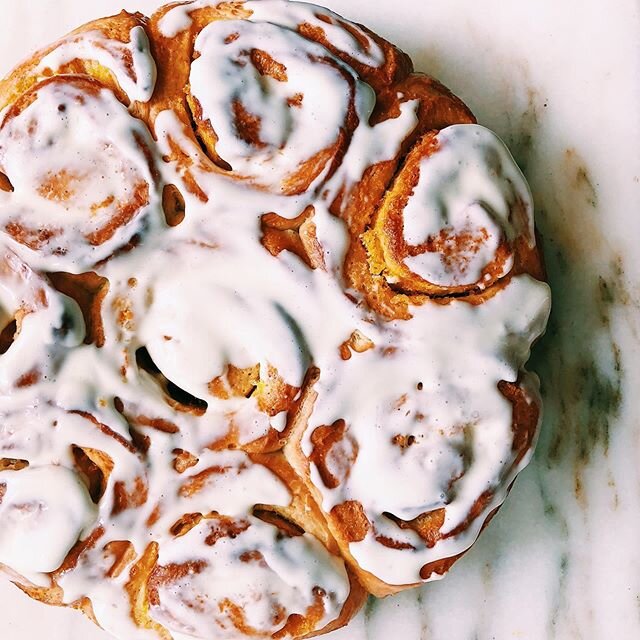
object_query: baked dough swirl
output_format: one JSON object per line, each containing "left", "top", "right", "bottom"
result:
{"left": 0, "top": 13, "right": 160, "bottom": 269}
{"left": 0, "top": 1, "right": 551, "bottom": 638}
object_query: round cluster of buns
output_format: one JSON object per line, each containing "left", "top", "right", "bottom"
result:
{"left": 0, "top": 2, "right": 550, "bottom": 639}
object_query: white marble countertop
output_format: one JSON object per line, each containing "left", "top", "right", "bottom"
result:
{"left": 1, "top": 0, "right": 639, "bottom": 638}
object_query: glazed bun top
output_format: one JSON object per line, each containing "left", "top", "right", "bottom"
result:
{"left": 0, "top": 2, "right": 550, "bottom": 639}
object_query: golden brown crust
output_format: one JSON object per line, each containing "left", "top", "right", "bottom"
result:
{"left": 47, "top": 271, "right": 110, "bottom": 346}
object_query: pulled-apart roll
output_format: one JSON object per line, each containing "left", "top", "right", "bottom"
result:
{"left": 0, "top": 1, "right": 551, "bottom": 639}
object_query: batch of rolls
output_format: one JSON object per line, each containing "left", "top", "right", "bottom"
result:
{"left": 0, "top": 1, "right": 550, "bottom": 639}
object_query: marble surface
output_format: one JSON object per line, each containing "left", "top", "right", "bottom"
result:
{"left": 1, "top": 0, "right": 640, "bottom": 638}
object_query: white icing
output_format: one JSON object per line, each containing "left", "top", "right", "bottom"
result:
{"left": 245, "top": 0, "right": 385, "bottom": 68}
{"left": 0, "top": 0, "right": 550, "bottom": 636}
{"left": 157, "top": 5, "right": 195, "bottom": 39}
{"left": 402, "top": 124, "right": 534, "bottom": 286}
{"left": 145, "top": 451, "right": 349, "bottom": 637}
{"left": 158, "top": 0, "right": 385, "bottom": 72}
{"left": 336, "top": 96, "right": 419, "bottom": 187}
{"left": 306, "top": 275, "right": 550, "bottom": 584}
{"left": 0, "top": 465, "right": 97, "bottom": 575}
{"left": 157, "top": 0, "right": 209, "bottom": 38}
{"left": 38, "top": 26, "right": 157, "bottom": 103}
{"left": 190, "top": 19, "right": 354, "bottom": 192}
{"left": 0, "top": 79, "right": 162, "bottom": 271}
{"left": 0, "top": 251, "right": 85, "bottom": 390}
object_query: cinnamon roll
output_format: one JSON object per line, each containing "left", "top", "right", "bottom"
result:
{"left": 0, "top": 1, "right": 551, "bottom": 638}
{"left": 0, "top": 12, "right": 160, "bottom": 270}
{"left": 363, "top": 125, "right": 539, "bottom": 298}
